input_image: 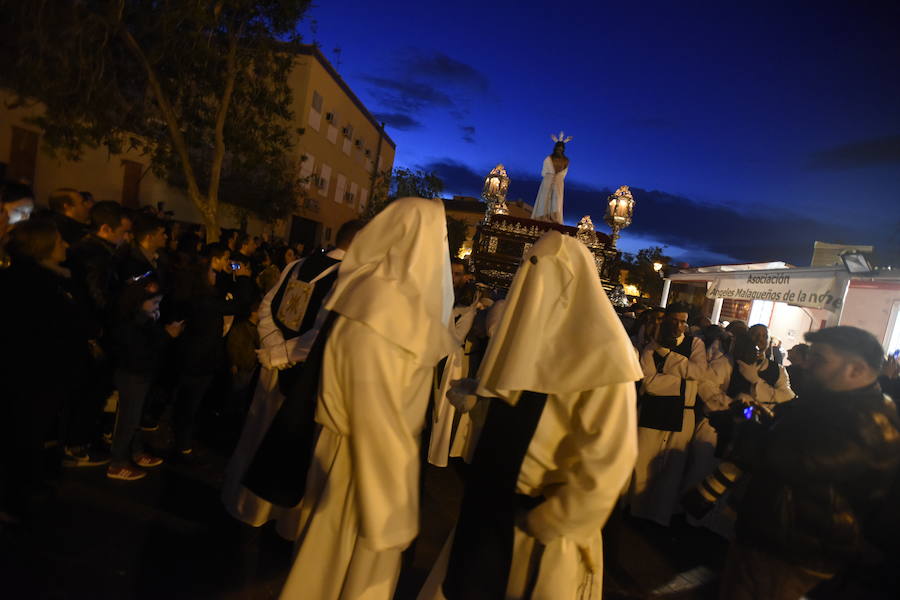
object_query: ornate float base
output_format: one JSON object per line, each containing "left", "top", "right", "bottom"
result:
{"left": 472, "top": 213, "right": 619, "bottom": 292}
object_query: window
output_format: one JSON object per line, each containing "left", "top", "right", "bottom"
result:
{"left": 311, "top": 91, "right": 323, "bottom": 113}
{"left": 299, "top": 154, "right": 315, "bottom": 187}
{"left": 359, "top": 188, "right": 369, "bottom": 210}
{"left": 318, "top": 164, "right": 331, "bottom": 197}
{"left": 335, "top": 174, "right": 347, "bottom": 204}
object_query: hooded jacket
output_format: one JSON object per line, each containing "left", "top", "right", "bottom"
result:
{"left": 734, "top": 383, "right": 900, "bottom": 572}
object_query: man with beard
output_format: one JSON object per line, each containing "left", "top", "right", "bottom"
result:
{"left": 721, "top": 326, "right": 900, "bottom": 599}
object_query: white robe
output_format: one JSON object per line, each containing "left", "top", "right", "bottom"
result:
{"left": 735, "top": 359, "right": 795, "bottom": 407}
{"left": 418, "top": 382, "right": 638, "bottom": 600}
{"left": 683, "top": 349, "right": 735, "bottom": 534}
{"left": 419, "top": 232, "right": 642, "bottom": 600}
{"left": 531, "top": 156, "right": 567, "bottom": 223}
{"left": 221, "top": 252, "right": 341, "bottom": 539}
{"left": 428, "top": 305, "right": 479, "bottom": 467}
{"left": 630, "top": 336, "right": 708, "bottom": 526}
{"left": 280, "top": 198, "right": 456, "bottom": 600}
{"left": 279, "top": 317, "right": 433, "bottom": 600}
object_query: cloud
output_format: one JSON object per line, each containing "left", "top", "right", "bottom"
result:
{"left": 809, "top": 134, "right": 900, "bottom": 170}
{"left": 419, "top": 158, "right": 881, "bottom": 266}
{"left": 361, "top": 51, "right": 490, "bottom": 134}
{"left": 363, "top": 76, "right": 454, "bottom": 114}
{"left": 373, "top": 112, "right": 422, "bottom": 131}
{"left": 403, "top": 52, "right": 490, "bottom": 93}
{"left": 460, "top": 125, "right": 476, "bottom": 143}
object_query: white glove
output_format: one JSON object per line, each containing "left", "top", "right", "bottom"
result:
{"left": 448, "top": 378, "right": 479, "bottom": 413}
{"left": 256, "top": 342, "right": 294, "bottom": 370}
{"left": 737, "top": 360, "right": 762, "bottom": 384}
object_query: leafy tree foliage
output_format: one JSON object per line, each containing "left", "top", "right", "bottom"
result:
{"left": 619, "top": 246, "right": 671, "bottom": 304}
{"left": 0, "top": 0, "right": 311, "bottom": 240}
{"left": 392, "top": 167, "right": 443, "bottom": 200}
{"left": 362, "top": 167, "right": 444, "bottom": 219}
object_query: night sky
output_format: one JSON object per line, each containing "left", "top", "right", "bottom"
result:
{"left": 300, "top": 1, "right": 900, "bottom": 266}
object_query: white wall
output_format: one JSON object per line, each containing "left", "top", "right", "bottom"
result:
{"left": 760, "top": 301, "right": 830, "bottom": 352}
{"left": 1, "top": 96, "right": 267, "bottom": 237}
{"left": 840, "top": 280, "right": 900, "bottom": 350}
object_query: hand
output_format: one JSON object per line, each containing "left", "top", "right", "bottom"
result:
{"left": 165, "top": 320, "right": 185, "bottom": 338}
{"left": 448, "top": 378, "right": 479, "bottom": 413}
{"left": 736, "top": 393, "right": 755, "bottom": 406}
{"left": 883, "top": 356, "right": 899, "bottom": 379}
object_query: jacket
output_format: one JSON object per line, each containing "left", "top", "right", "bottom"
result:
{"left": 110, "top": 312, "right": 169, "bottom": 378}
{"left": 68, "top": 234, "right": 122, "bottom": 337}
{"left": 734, "top": 383, "right": 900, "bottom": 572}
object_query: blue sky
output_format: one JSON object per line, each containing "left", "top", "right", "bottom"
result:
{"left": 299, "top": 0, "right": 900, "bottom": 265}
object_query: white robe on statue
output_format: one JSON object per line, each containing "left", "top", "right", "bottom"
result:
{"left": 629, "top": 335, "right": 707, "bottom": 526}
{"left": 531, "top": 156, "right": 567, "bottom": 223}
{"left": 221, "top": 251, "right": 342, "bottom": 539}
{"left": 279, "top": 198, "right": 457, "bottom": 600}
{"left": 419, "top": 231, "right": 642, "bottom": 600}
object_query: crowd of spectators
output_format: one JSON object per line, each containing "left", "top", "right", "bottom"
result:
{"left": 0, "top": 184, "right": 319, "bottom": 519}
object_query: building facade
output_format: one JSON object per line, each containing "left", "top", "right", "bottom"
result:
{"left": 0, "top": 44, "right": 394, "bottom": 245}
{"left": 287, "top": 45, "right": 395, "bottom": 248}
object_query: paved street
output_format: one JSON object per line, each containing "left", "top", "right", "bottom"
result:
{"left": 0, "top": 412, "right": 753, "bottom": 599}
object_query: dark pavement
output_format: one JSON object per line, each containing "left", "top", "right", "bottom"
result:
{"left": 0, "top": 411, "right": 783, "bottom": 599}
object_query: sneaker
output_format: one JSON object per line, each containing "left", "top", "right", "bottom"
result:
{"left": 140, "top": 422, "right": 159, "bottom": 432}
{"left": 106, "top": 465, "right": 147, "bottom": 481}
{"left": 63, "top": 446, "right": 111, "bottom": 468}
{"left": 133, "top": 453, "right": 164, "bottom": 468}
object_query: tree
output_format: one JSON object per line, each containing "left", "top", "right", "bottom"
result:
{"left": 0, "top": 0, "right": 311, "bottom": 241}
{"left": 446, "top": 214, "right": 468, "bottom": 259}
{"left": 362, "top": 167, "right": 444, "bottom": 219}
{"left": 361, "top": 168, "right": 394, "bottom": 220}
{"left": 620, "top": 246, "right": 671, "bottom": 304}
{"left": 392, "top": 167, "right": 443, "bottom": 200}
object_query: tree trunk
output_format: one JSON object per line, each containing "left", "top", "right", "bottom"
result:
{"left": 205, "top": 30, "right": 240, "bottom": 244}
{"left": 119, "top": 23, "right": 219, "bottom": 242}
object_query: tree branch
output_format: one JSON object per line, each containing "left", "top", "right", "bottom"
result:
{"left": 117, "top": 21, "right": 205, "bottom": 212}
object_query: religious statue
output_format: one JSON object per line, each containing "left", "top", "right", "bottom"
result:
{"left": 531, "top": 131, "right": 571, "bottom": 223}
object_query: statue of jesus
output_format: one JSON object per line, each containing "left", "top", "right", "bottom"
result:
{"left": 531, "top": 131, "right": 571, "bottom": 223}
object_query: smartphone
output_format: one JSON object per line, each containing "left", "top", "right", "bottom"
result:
{"left": 743, "top": 405, "right": 755, "bottom": 420}
{"left": 229, "top": 261, "right": 240, "bottom": 271}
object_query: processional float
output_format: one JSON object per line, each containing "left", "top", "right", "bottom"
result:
{"left": 470, "top": 152, "right": 635, "bottom": 307}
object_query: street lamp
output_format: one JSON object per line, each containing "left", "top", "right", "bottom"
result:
{"left": 604, "top": 185, "right": 634, "bottom": 247}
{"left": 482, "top": 164, "right": 510, "bottom": 219}
{"left": 653, "top": 261, "right": 663, "bottom": 273}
